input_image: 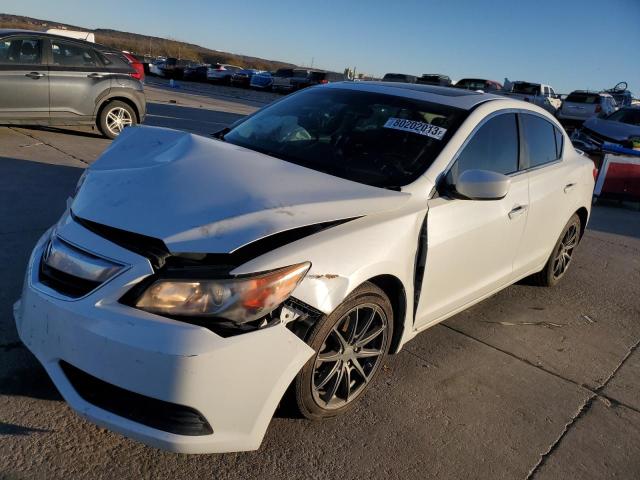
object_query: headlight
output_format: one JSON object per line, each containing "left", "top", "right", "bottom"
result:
{"left": 135, "top": 262, "right": 311, "bottom": 324}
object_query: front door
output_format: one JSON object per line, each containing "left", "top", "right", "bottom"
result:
{"left": 0, "top": 36, "right": 49, "bottom": 123}
{"left": 415, "top": 112, "right": 529, "bottom": 328}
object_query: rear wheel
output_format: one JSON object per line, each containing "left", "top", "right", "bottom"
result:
{"left": 98, "top": 100, "right": 137, "bottom": 139}
{"left": 530, "top": 213, "right": 581, "bottom": 287}
{"left": 293, "top": 282, "right": 393, "bottom": 420}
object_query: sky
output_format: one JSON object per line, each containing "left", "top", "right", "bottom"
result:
{"left": 3, "top": 0, "right": 639, "bottom": 94}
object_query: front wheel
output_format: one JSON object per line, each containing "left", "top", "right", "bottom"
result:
{"left": 530, "top": 213, "right": 582, "bottom": 287}
{"left": 98, "top": 100, "right": 137, "bottom": 139}
{"left": 293, "top": 282, "right": 393, "bottom": 420}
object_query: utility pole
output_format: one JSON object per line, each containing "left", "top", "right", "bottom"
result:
{"left": 311, "top": 57, "right": 314, "bottom": 68}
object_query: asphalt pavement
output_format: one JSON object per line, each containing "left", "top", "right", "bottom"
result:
{"left": 0, "top": 80, "right": 639, "bottom": 480}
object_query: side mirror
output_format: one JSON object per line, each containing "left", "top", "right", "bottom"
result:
{"left": 455, "top": 169, "right": 511, "bottom": 200}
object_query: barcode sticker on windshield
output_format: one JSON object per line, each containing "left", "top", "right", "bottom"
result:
{"left": 383, "top": 118, "right": 447, "bottom": 140}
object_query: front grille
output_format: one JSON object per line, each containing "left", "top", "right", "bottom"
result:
{"left": 39, "top": 260, "right": 101, "bottom": 298}
{"left": 60, "top": 361, "right": 213, "bottom": 436}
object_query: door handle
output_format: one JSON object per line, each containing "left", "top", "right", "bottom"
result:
{"left": 508, "top": 204, "right": 528, "bottom": 219}
{"left": 25, "top": 72, "right": 45, "bottom": 79}
{"left": 564, "top": 183, "right": 577, "bottom": 193}
{"left": 87, "top": 73, "right": 104, "bottom": 79}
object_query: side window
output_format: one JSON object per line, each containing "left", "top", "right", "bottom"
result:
{"left": 449, "top": 113, "right": 519, "bottom": 184}
{"left": 50, "top": 40, "right": 99, "bottom": 68}
{"left": 0, "top": 38, "right": 42, "bottom": 65}
{"left": 521, "top": 114, "right": 560, "bottom": 168}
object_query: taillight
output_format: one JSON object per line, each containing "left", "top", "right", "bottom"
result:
{"left": 319, "top": 79, "right": 328, "bottom": 84}
{"left": 595, "top": 105, "right": 602, "bottom": 113}
{"left": 122, "top": 52, "right": 145, "bottom": 82}
{"left": 593, "top": 167, "right": 598, "bottom": 180}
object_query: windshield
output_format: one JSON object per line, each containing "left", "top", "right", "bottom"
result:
{"left": 223, "top": 88, "right": 468, "bottom": 188}
{"left": 512, "top": 82, "right": 540, "bottom": 95}
{"left": 606, "top": 108, "right": 640, "bottom": 126}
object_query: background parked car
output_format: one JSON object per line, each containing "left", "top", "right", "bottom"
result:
{"left": 183, "top": 65, "right": 209, "bottom": 82}
{"left": 454, "top": 78, "right": 503, "bottom": 92}
{"left": 148, "top": 58, "right": 164, "bottom": 76}
{"left": 306, "top": 70, "right": 345, "bottom": 86}
{"left": 0, "top": 30, "right": 145, "bottom": 139}
{"left": 250, "top": 71, "right": 273, "bottom": 90}
{"left": 382, "top": 73, "right": 417, "bottom": 83}
{"left": 271, "top": 68, "right": 296, "bottom": 92}
{"left": 230, "top": 69, "right": 262, "bottom": 88}
{"left": 556, "top": 91, "right": 617, "bottom": 127}
{"left": 416, "top": 74, "right": 452, "bottom": 86}
{"left": 286, "top": 70, "right": 345, "bottom": 91}
{"left": 207, "top": 63, "right": 243, "bottom": 84}
{"left": 571, "top": 106, "right": 640, "bottom": 153}
{"left": 500, "top": 81, "right": 562, "bottom": 114}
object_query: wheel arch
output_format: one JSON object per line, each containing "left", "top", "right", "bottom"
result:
{"left": 96, "top": 95, "right": 141, "bottom": 123}
{"left": 366, "top": 274, "right": 407, "bottom": 355}
{"left": 575, "top": 206, "right": 589, "bottom": 238}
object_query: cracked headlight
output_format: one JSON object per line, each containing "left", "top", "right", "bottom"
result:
{"left": 135, "top": 262, "right": 310, "bottom": 324}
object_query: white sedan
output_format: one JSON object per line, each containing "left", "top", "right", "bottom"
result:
{"left": 14, "top": 82, "right": 595, "bottom": 453}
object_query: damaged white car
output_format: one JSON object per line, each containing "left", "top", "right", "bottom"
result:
{"left": 14, "top": 82, "right": 595, "bottom": 453}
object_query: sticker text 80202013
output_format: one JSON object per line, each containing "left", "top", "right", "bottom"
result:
{"left": 383, "top": 117, "right": 446, "bottom": 140}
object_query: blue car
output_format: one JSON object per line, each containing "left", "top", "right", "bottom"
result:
{"left": 250, "top": 71, "right": 273, "bottom": 90}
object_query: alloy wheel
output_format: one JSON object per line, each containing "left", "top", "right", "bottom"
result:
{"left": 105, "top": 107, "right": 133, "bottom": 136}
{"left": 552, "top": 222, "right": 579, "bottom": 280}
{"left": 312, "top": 304, "right": 388, "bottom": 409}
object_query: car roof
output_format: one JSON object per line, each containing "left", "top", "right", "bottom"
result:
{"left": 325, "top": 81, "right": 503, "bottom": 110}
{"left": 0, "top": 28, "right": 113, "bottom": 52}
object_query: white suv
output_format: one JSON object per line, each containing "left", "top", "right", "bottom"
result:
{"left": 556, "top": 90, "right": 617, "bottom": 125}
{"left": 15, "top": 83, "right": 595, "bottom": 454}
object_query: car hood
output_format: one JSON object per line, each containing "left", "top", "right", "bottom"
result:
{"left": 72, "top": 126, "right": 410, "bottom": 254}
{"left": 583, "top": 117, "right": 640, "bottom": 141}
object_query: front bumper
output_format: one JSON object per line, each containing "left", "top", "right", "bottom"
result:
{"left": 14, "top": 222, "right": 314, "bottom": 453}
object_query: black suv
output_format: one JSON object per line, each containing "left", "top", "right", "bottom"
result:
{"left": 0, "top": 29, "right": 146, "bottom": 138}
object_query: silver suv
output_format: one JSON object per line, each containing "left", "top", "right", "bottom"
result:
{"left": 0, "top": 30, "right": 146, "bottom": 138}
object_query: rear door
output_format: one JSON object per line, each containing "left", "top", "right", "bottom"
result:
{"left": 416, "top": 112, "right": 529, "bottom": 328}
{"left": 0, "top": 35, "right": 49, "bottom": 122}
{"left": 47, "top": 38, "right": 112, "bottom": 123}
{"left": 513, "top": 113, "right": 575, "bottom": 276}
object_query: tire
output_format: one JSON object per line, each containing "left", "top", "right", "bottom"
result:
{"left": 97, "top": 100, "right": 137, "bottom": 139}
{"left": 293, "top": 282, "right": 394, "bottom": 420}
{"left": 529, "top": 213, "right": 581, "bottom": 287}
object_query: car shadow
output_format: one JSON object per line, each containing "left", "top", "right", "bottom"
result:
{"left": 0, "top": 157, "right": 83, "bottom": 403}
{"left": 0, "top": 421, "right": 51, "bottom": 436}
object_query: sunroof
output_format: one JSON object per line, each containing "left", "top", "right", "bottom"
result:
{"left": 379, "top": 82, "right": 482, "bottom": 97}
